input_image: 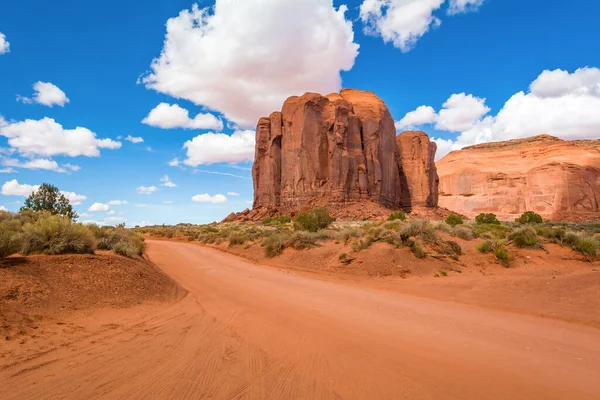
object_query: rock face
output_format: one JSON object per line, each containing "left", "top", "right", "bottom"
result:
{"left": 253, "top": 89, "right": 404, "bottom": 214}
{"left": 397, "top": 131, "right": 439, "bottom": 208}
{"left": 437, "top": 135, "right": 600, "bottom": 221}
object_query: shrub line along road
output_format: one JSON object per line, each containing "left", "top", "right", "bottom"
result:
{"left": 1, "top": 240, "right": 599, "bottom": 399}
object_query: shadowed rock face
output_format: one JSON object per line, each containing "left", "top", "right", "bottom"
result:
{"left": 397, "top": 131, "right": 439, "bottom": 208}
{"left": 253, "top": 89, "right": 408, "bottom": 212}
{"left": 437, "top": 135, "right": 600, "bottom": 221}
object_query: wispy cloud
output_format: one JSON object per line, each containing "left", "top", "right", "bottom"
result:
{"left": 192, "top": 169, "right": 251, "bottom": 180}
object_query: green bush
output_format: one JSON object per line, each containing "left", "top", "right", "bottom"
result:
{"left": 388, "top": 211, "right": 406, "bottom": 222}
{"left": 0, "top": 222, "right": 21, "bottom": 258}
{"left": 494, "top": 245, "right": 510, "bottom": 266}
{"left": 475, "top": 213, "right": 500, "bottom": 225}
{"left": 21, "top": 215, "right": 95, "bottom": 255}
{"left": 472, "top": 223, "right": 512, "bottom": 239}
{"left": 264, "top": 235, "right": 286, "bottom": 258}
{"left": 517, "top": 211, "right": 543, "bottom": 224}
{"left": 574, "top": 237, "right": 597, "bottom": 260}
{"left": 510, "top": 227, "right": 539, "bottom": 248}
{"left": 454, "top": 226, "right": 474, "bottom": 241}
{"left": 293, "top": 208, "right": 334, "bottom": 232}
{"left": 445, "top": 214, "right": 464, "bottom": 227}
{"left": 477, "top": 241, "right": 492, "bottom": 253}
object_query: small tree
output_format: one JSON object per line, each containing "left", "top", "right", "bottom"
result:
{"left": 516, "top": 211, "right": 543, "bottom": 224}
{"left": 475, "top": 213, "right": 500, "bottom": 225}
{"left": 294, "top": 208, "right": 334, "bottom": 232}
{"left": 21, "top": 183, "right": 78, "bottom": 220}
{"left": 445, "top": 214, "right": 464, "bottom": 227}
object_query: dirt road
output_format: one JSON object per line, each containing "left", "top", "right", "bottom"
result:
{"left": 2, "top": 240, "right": 599, "bottom": 399}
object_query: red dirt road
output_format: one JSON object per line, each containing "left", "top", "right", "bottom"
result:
{"left": 2, "top": 240, "right": 600, "bottom": 399}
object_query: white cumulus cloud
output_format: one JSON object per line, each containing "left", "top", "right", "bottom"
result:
{"left": 395, "top": 105, "right": 437, "bottom": 130}
{"left": 360, "top": 0, "right": 485, "bottom": 52}
{"left": 1, "top": 179, "right": 39, "bottom": 197}
{"left": 17, "top": 82, "right": 70, "bottom": 107}
{"left": 404, "top": 67, "right": 600, "bottom": 159}
{"left": 125, "top": 135, "right": 144, "bottom": 144}
{"left": 0, "top": 32, "right": 10, "bottom": 55}
{"left": 2, "top": 158, "right": 67, "bottom": 173}
{"left": 0, "top": 117, "right": 121, "bottom": 157}
{"left": 62, "top": 191, "right": 87, "bottom": 206}
{"left": 142, "top": 0, "right": 359, "bottom": 128}
{"left": 227, "top": 192, "right": 240, "bottom": 196}
{"left": 88, "top": 202, "right": 110, "bottom": 212}
{"left": 435, "top": 93, "right": 490, "bottom": 132}
{"left": 137, "top": 185, "right": 158, "bottom": 195}
{"left": 1, "top": 179, "right": 86, "bottom": 205}
{"left": 184, "top": 130, "right": 255, "bottom": 166}
{"left": 396, "top": 93, "right": 489, "bottom": 132}
{"left": 447, "top": 0, "right": 485, "bottom": 15}
{"left": 360, "top": 0, "right": 444, "bottom": 52}
{"left": 160, "top": 175, "right": 177, "bottom": 188}
{"left": 142, "top": 103, "right": 223, "bottom": 130}
{"left": 192, "top": 193, "right": 228, "bottom": 204}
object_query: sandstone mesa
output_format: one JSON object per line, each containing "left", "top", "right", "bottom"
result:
{"left": 228, "top": 89, "right": 600, "bottom": 223}
{"left": 237, "top": 89, "right": 439, "bottom": 221}
{"left": 437, "top": 135, "right": 600, "bottom": 221}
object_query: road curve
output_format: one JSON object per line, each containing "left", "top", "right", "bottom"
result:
{"left": 2, "top": 240, "right": 599, "bottom": 399}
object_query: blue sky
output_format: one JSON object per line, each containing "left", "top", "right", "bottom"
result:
{"left": 1, "top": 0, "right": 599, "bottom": 225}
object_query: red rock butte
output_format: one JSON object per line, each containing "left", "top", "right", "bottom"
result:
{"left": 437, "top": 134, "right": 600, "bottom": 221}
{"left": 234, "top": 89, "right": 439, "bottom": 220}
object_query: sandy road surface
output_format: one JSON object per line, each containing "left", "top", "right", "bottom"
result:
{"left": 1, "top": 240, "right": 599, "bottom": 399}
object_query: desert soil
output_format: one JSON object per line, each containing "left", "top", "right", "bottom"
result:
{"left": 1, "top": 240, "right": 599, "bottom": 399}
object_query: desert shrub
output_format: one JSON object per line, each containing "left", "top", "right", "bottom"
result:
{"left": 0, "top": 221, "right": 21, "bottom": 258}
{"left": 472, "top": 223, "right": 512, "bottom": 239}
{"left": 454, "top": 226, "right": 474, "bottom": 241}
{"left": 494, "top": 245, "right": 510, "bottom": 266}
{"left": 477, "top": 241, "right": 493, "bottom": 253}
{"left": 509, "top": 227, "right": 539, "bottom": 248}
{"left": 264, "top": 235, "right": 286, "bottom": 258}
{"left": 399, "top": 220, "right": 435, "bottom": 242}
{"left": 286, "top": 231, "right": 320, "bottom": 250}
{"left": 574, "top": 237, "right": 597, "bottom": 260}
{"left": 445, "top": 240, "right": 463, "bottom": 256}
{"left": 262, "top": 215, "right": 291, "bottom": 226}
{"left": 228, "top": 233, "right": 247, "bottom": 246}
{"left": 388, "top": 211, "right": 406, "bottom": 222}
{"left": 338, "top": 253, "right": 355, "bottom": 265}
{"left": 113, "top": 239, "right": 142, "bottom": 258}
{"left": 340, "top": 228, "right": 364, "bottom": 243}
{"left": 21, "top": 215, "right": 95, "bottom": 255}
{"left": 445, "top": 214, "right": 464, "bottom": 227}
{"left": 383, "top": 221, "right": 402, "bottom": 230}
{"left": 431, "top": 221, "right": 452, "bottom": 233}
{"left": 293, "top": 208, "right": 334, "bottom": 232}
{"left": 352, "top": 238, "right": 373, "bottom": 252}
{"left": 475, "top": 213, "right": 500, "bottom": 225}
{"left": 407, "top": 238, "right": 426, "bottom": 259}
{"left": 563, "top": 231, "right": 581, "bottom": 246}
{"left": 517, "top": 211, "right": 543, "bottom": 224}
{"left": 91, "top": 226, "right": 145, "bottom": 257}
